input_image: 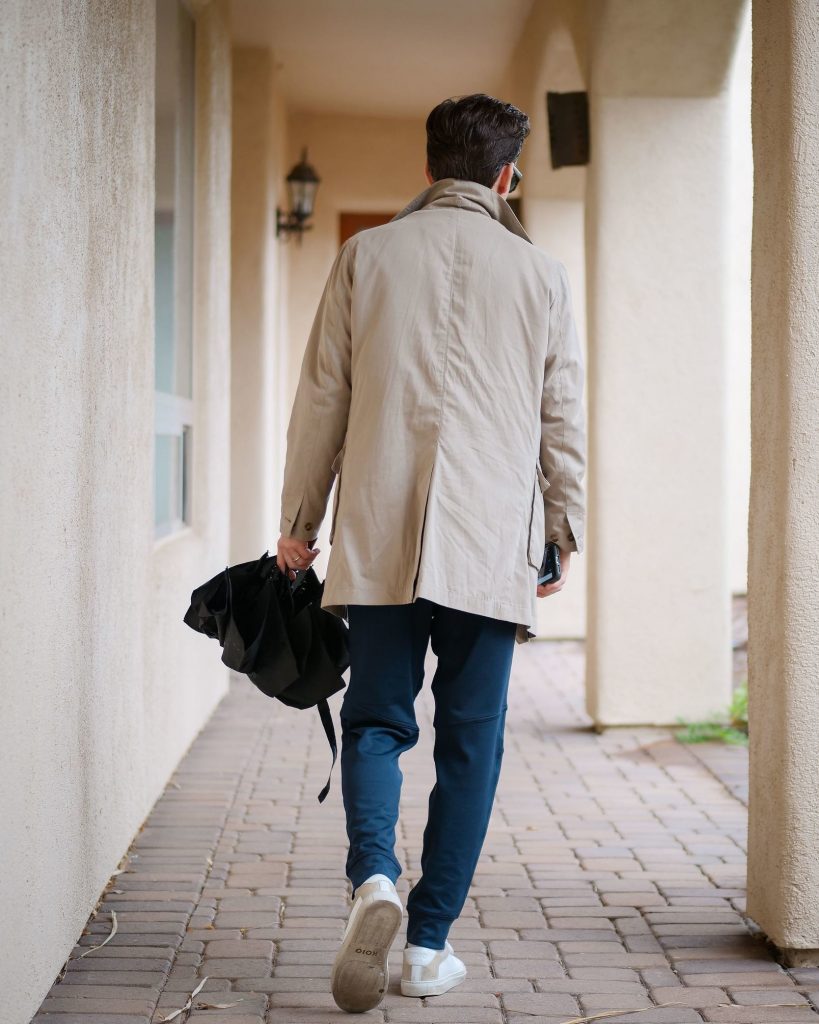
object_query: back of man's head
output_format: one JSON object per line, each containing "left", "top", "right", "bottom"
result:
{"left": 425, "top": 93, "right": 530, "bottom": 189}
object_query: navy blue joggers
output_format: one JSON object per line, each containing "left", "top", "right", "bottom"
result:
{"left": 339, "top": 597, "right": 517, "bottom": 949}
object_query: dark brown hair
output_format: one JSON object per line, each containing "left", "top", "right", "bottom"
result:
{"left": 426, "top": 93, "right": 530, "bottom": 188}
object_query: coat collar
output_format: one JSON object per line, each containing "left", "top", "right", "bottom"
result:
{"left": 391, "top": 177, "right": 532, "bottom": 244}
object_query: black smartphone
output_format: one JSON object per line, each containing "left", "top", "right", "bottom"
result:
{"left": 537, "top": 542, "right": 561, "bottom": 586}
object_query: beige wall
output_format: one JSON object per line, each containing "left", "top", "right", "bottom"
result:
{"left": 0, "top": 2, "right": 232, "bottom": 1020}
{"left": 231, "top": 47, "right": 291, "bottom": 561}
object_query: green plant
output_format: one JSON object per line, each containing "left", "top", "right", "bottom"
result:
{"left": 674, "top": 681, "right": 748, "bottom": 745}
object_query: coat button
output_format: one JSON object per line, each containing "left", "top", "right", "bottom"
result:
{"left": 305, "top": 521, "right": 313, "bottom": 531}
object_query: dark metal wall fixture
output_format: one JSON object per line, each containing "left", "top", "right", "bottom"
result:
{"left": 546, "top": 91, "right": 590, "bottom": 169}
{"left": 277, "top": 148, "right": 322, "bottom": 241}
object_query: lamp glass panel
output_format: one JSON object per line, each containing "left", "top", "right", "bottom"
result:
{"left": 289, "top": 179, "right": 317, "bottom": 218}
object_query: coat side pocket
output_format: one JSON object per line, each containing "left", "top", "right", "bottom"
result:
{"left": 527, "top": 464, "right": 549, "bottom": 568}
{"left": 329, "top": 444, "right": 346, "bottom": 544}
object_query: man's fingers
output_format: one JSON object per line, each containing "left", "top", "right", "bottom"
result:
{"left": 276, "top": 536, "right": 321, "bottom": 581}
{"left": 537, "top": 580, "right": 565, "bottom": 598}
{"left": 291, "top": 546, "right": 320, "bottom": 567}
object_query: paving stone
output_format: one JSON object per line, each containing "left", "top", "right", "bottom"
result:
{"left": 45, "top": 984, "right": 161, "bottom": 1000}
{"left": 420, "top": 991, "right": 501, "bottom": 1008}
{"left": 386, "top": 1008, "right": 503, "bottom": 1022}
{"left": 583, "top": 1012, "right": 704, "bottom": 1023}
{"left": 490, "top": 959, "right": 566, "bottom": 978}
{"left": 501, "top": 992, "right": 580, "bottom": 1014}
{"left": 59, "top": 971, "right": 165, "bottom": 987}
{"left": 649, "top": 985, "right": 734, "bottom": 1007}
{"left": 728, "top": 989, "right": 810, "bottom": 1005}
{"left": 700, "top": 1009, "right": 819, "bottom": 1022}
{"left": 38, "top": 997, "right": 155, "bottom": 1014}
{"left": 203, "top": 939, "right": 275, "bottom": 958}
{"left": 676, "top": 959, "right": 786, "bottom": 975}
{"left": 264, "top": 1010, "right": 384, "bottom": 1023}
{"left": 478, "top": 911, "right": 547, "bottom": 928}
{"left": 64, "top": 958, "right": 172, "bottom": 975}
{"left": 33, "top": 1016, "right": 151, "bottom": 1024}
{"left": 162, "top": 976, "right": 232, "bottom": 992}
{"left": 215, "top": 912, "right": 284, "bottom": 928}
{"left": 578, "top": 992, "right": 654, "bottom": 1011}
{"left": 696, "top": 973, "right": 801, "bottom": 987}
{"left": 561, "top": 953, "right": 671, "bottom": 968}
{"left": 488, "top": 940, "right": 560, "bottom": 959}
{"left": 188, "top": 1016, "right": 264, "bottom": 1024}
{"left": 216, "top": 897, "right": 282, "bottom": 912}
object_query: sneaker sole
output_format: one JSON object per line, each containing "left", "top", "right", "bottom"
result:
{"left": 400, "top": 966, "right": 468, "bottom": 998}
{"left": 331, "top": 896, "right": 403, "bottom": 1013}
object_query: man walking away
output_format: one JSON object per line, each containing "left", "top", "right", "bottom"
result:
{"left": 276, "top": 92, "right": 586, "bottom": 1013}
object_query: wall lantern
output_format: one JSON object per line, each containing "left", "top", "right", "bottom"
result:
{"left": 276, "top": 148, "right": 321, "bottom": 241}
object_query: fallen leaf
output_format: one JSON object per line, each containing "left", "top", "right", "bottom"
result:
{"left": 194, "top": 1000, "right": 243, "bottom": 1010}
{"left": 74, "top": 910, "right": 118, "bottom": 960}
{"left": 159, "top": 977, "right": 208, "bottom": 1022}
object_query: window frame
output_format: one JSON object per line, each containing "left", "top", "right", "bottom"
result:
{"left": 153, "top": 0, "right": 197, "bottom": 542}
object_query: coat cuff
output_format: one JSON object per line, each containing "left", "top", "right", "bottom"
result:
{"left": 545, "top": 508, "right": 585, "bottom": 555}
{"left": 279, "top": 497, "right": 320, "bottom": 542}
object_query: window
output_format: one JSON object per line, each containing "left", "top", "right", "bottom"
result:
{"left": 154, "top": 0, "right": 195, "bottom": 538}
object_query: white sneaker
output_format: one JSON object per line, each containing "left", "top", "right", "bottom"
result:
{"left": 400, "top": 939, "right": 467, "bottom": 997}
{"left": 331, "top": 873, "right": 404, "bottom": 1013}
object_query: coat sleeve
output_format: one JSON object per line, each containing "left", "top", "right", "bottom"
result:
{"left": 279, "top": 239, "right": 354, "bottom": 541}
{"left": 540, "top": 261, "right": 587, "bottom": 554}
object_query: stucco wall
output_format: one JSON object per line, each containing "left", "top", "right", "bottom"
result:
{"left": 0, "top": 2, "right": 232, "bottom": 1020}
{"left": 746, "top": 0, "right": 819, "bottom": 956}
{"left": 230, "top": 47, "right": 291, "bottom": 562}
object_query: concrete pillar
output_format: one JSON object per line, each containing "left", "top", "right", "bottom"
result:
{"left": 584, "top": 0, "right": 746, "bottom": 725}
{"left": 230, "top": 48, "right": 289, "bottom": 561}
{"left": 746, "top": 0, "right": 819, "bottom": 964}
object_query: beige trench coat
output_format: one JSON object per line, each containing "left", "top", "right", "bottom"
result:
{"left": 279, "top": 177, "right": 586, "bottom": 643}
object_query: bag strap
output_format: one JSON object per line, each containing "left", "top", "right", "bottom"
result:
{"left": 315, "top": 698, "right": 338, "bottom": 804}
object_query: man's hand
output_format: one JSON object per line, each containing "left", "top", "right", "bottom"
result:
{"left": 536, "top": 548, "right": 572, "bottom": 598}
{"left": 277, "top": 535, "right": 321, "bottom": 581}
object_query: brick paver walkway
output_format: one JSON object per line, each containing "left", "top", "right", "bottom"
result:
{"left": 34, "top": 637, "right": 819, "bottom": 1024}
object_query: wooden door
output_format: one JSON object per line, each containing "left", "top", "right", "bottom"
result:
{"left": 339, "top": 211, "right": 397, "bottom": 246}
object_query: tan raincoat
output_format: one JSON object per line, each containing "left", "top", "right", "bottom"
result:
{"left": 279, "top": 177, "right": 586, "bottom": 642}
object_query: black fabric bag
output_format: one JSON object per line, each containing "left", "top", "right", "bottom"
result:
{"left": 183, "top": 551, "right": 349, "bottom": 802}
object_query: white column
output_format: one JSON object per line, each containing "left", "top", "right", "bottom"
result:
{"left": 584, "top": 0, "right": 746, "bottom": 725}
{"left": 746, "top": 0, "right": 819, "bottom": 963}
